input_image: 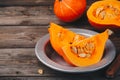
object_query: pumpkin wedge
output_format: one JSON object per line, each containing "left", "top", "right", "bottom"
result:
{"left": 62, "top": 29, "right": 110, "bottom": 67}
{"left": 48, "top": 23, "right": 86, "bottom": 64}
{"left": 48, "top": 23, "right": 75, "bottom": 56}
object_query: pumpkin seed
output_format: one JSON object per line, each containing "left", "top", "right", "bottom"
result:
{"left": 78, "top": 48, "right": 82, "bottom": 54}
{"left": 78, "top": 53, "right": 87, "bottom": 58}
{"left": 114, "top": 9, "right": 120, "bottom": 16}
{"left": 58, "top": 32, "right": 61, "bottom": 37}
{"left": 86, "top": 53, "right": 91, "bottom": 57}
{"left": 73, "top": 34, "right": 80, "bottom": 41}
{"left": 89, "top": 42, "right": 94, "bottom": 50}
{"left": 71, "top": 46, "right": 77, "bottom": 54}
{"left": 71, "top": 40, "right": 95, "bottom": 58}
{"left": 38, "top": 69, "right": 44, "bottom": 74}
{"left": 108, "top": 29, "right": 113, "bottom": 35}
{"left": 96, "top": 4, "right": 120, "bottom": 20}
{"left": 96, "top": 7, "right": 104, "bottom": 17}
{"left": 99, "top": 11, "right": 106, "bottom": 20}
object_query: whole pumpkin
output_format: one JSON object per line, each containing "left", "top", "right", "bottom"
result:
{"left": 54, "top": 0, "right": 86, "bottom": 22}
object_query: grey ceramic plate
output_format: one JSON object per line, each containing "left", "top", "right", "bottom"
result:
{"left": 35, "top": 28, "right": 116, "bottom": 73}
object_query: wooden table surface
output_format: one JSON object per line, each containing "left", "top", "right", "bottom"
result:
{"left": 0, "top": 0, "right": 120, "bottom": 80}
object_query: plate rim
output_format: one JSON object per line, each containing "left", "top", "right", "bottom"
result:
{"left": 35, "top": 28, "right": 116, "bottom": 73}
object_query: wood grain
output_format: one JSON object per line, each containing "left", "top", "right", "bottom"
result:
{"left": 0, "top": 0, "right": 54, "bottom": 6}
{"left": 0, "top": 26, "right": 48, "bottom": 48}
{"left": 0, "top": 6, "right": 79, "bottom": 26}
{"left": 0, "top": 0, "right": 96, "bottom": 6}
{"left": 0, "top": 48, "right": 62, "bottom": 76}
{"left": 0, "top": 6, "right": 57, "bottom": 26}
{"left": 0, "top": 48, "right": 102, "bottom": 76}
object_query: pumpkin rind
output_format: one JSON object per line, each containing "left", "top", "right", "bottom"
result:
{"left": 62, "top": 29, "right": 109, "bottom": 67}
{"left": 87, "top": 0, "right": 120, "bottom": 30}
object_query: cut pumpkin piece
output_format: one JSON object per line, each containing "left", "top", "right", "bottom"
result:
{"left": 48, "top": 22, "right": 85, "bottom": 56}
{"left": 48, "top": 23, "right": 86, "bottom": 64}
{"left": 62, "top": 29, "right": 110, "bottom": 67}
{"left": 87, "top": 0, "right": 120, "bottom": 30}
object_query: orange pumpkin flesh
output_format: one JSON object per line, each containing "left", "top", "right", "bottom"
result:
{"left": 62, "top": 29, "right": 109, "bottom": 67}
{"left": 48, "top": 23, "right": 86, "bottom": 64}
{"left": 54, "top": 0, "right": 86, "bottom": 22}
{"left": 87, "top": 0, "right": 120, "bottom": 30}
{"left": 48, "top": 23, "right": 75, "bottom": 56}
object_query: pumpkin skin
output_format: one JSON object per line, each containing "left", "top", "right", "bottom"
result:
{"left": 48, "top": 23, "right": 86, "bottom": 64}
{"left": 62, "top": 29, "right": 109, "bottom": 67}
{"left": 54, "top": 0, "right": 86, "bottom": 22}
{"left": 87, "top": 0, "right": 120, "bottom": 30}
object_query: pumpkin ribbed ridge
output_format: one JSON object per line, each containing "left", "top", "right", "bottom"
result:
{"left": 62, "top": 0, "right": 78, "bottom": 16}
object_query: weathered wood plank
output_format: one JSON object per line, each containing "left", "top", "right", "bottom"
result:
{"left": 0, "top": 0, "right": 54, "bottom": 6}
{"left": 1, "top": 75, "right": 120, "bottom": 80}
{"left": 0, "top": 16, "right": 57, "bottom": 26}
{"left": 0, "top": 0, "right": 95, "bottom": 6}
{"left": 0, "top": 6, "right": 75, "bottom": 26}
{"left": 0, "top": 6, "right": 57, "bottom": 26}
{"left": 0, "top": 74, "right": 115, "bottom": 80}
{"left": 0, "top": 48, "right": 105, "bottom": 77}
{"left": 0, "top": 26, "right": 48, "bottom": 48}
{"left": 0, "top": 48, "right": 60, "bottom": 76}
{"left": 0, "top": 1, "right": 96, "bottom": 26}
{"left": 0, "top": 77, "right": 94, "bottom": 80}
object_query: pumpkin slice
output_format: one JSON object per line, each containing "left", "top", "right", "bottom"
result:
{"left": 48, "top": 23, "right": 86, "bottom": 64}
{"left": 62, "top": 29, "right": 110, "bottom": 67}
{"left": 48, "top": 22, "right": 75, "bottom": 57}
{"left": 87, "top": 0, "right": 120, "bottom": 30}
